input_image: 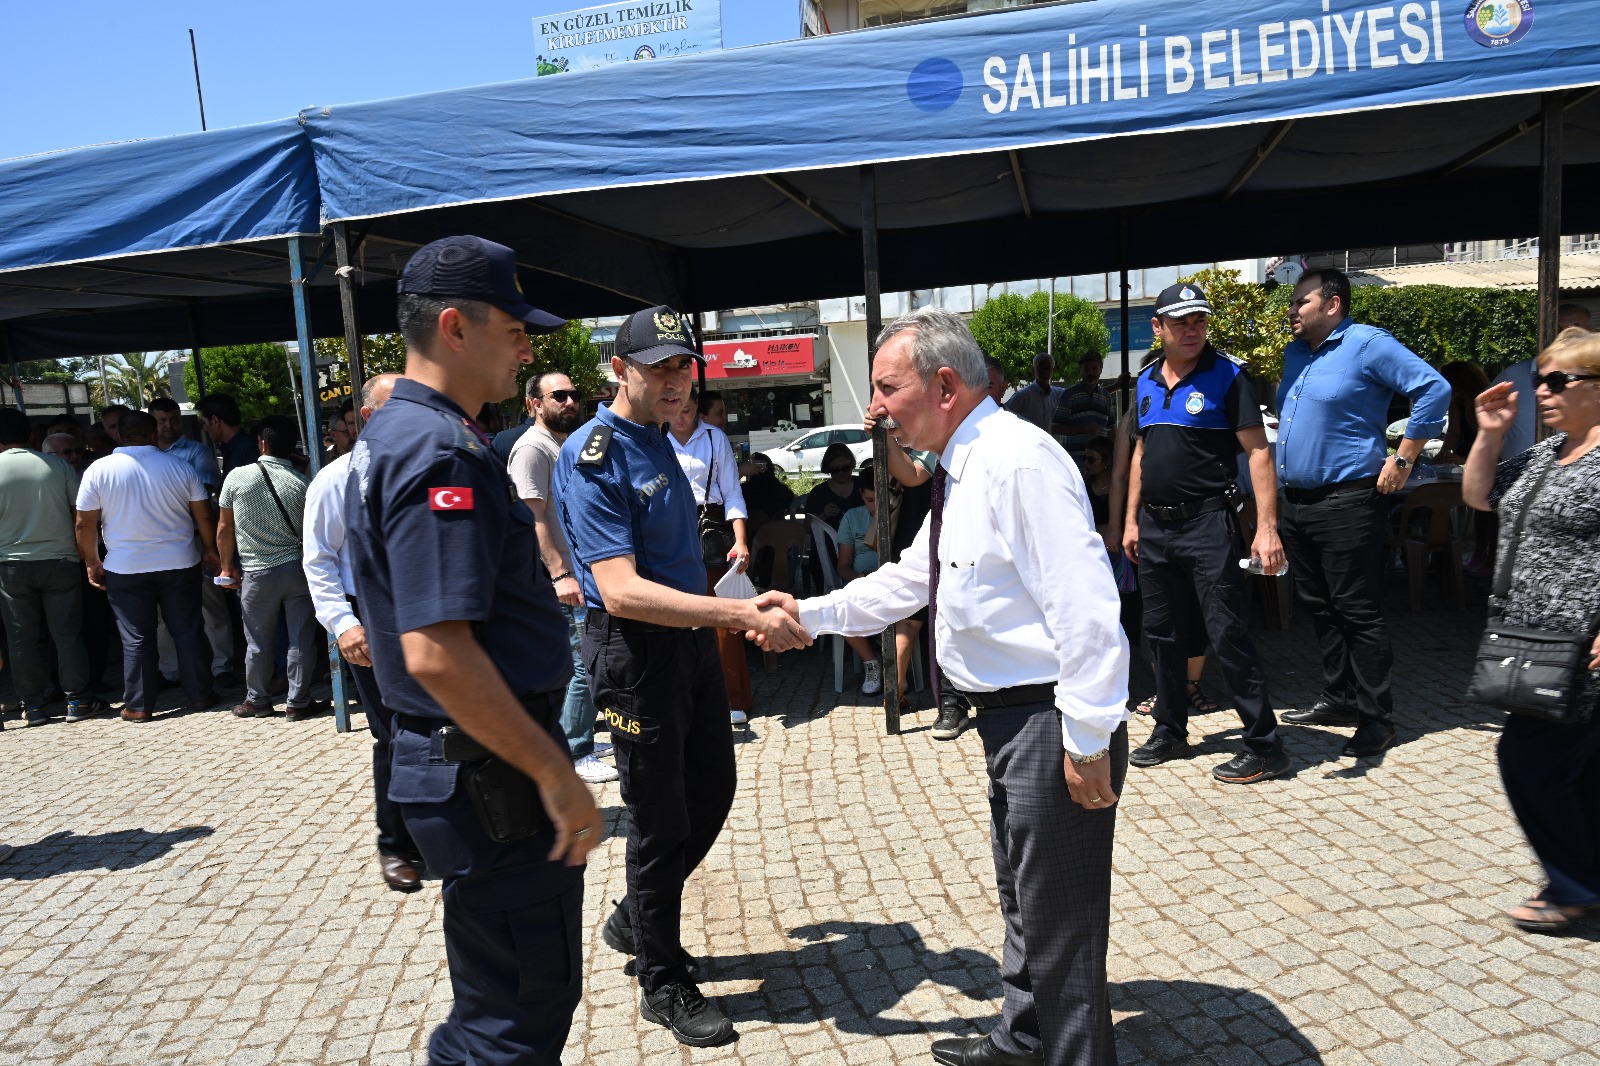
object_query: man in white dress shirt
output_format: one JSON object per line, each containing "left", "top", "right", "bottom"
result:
{"left": 301, "top": 373, "right": 420, "bottom": 890}
{"left": 761, "top": 307, "right": 1129, "bottom": 1066}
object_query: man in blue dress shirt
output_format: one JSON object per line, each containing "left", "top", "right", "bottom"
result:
{"left": 1275, "top": 268, "right": 1450, "bottom": 757}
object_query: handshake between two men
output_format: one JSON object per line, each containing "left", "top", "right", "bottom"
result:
{"left": 743, "top": 591, "right": 807, "bottom": 651}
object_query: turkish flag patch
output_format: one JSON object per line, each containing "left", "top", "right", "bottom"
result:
{"left": 428, "top": 487, "right": 474, "bottom": 511}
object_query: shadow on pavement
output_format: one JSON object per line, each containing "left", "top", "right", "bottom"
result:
{"left": 0, "top": 825, "right": 214, "bottom": 880}
{"left": 1112, "top": 979, "right": 1325, "bottom": 1064}
{"left": 709, "top": 919, "right": 998, "bottom": 1036}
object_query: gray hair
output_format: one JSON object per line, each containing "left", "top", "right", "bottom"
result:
{"left": 360, "top": 373, "right": 402, "bottom": 410}
{"left": 875, "top": 307, "right": 987, "bottom": 390}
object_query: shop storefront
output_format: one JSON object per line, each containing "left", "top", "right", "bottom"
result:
{"left": 701, "top": 334, "right": 828, "bottom": 445}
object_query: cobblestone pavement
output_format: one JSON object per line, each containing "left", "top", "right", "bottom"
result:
{"left": 3, "top": 584, "right": 1599, "bottom": 1065}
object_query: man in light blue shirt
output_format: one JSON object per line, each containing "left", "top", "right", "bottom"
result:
{"left": 1275, "top": 268, "right": 1449, "bottom": 759}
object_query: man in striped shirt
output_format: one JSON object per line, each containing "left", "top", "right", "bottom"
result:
{"left": 217, "top": 416, "right": 325, "bottom": 722}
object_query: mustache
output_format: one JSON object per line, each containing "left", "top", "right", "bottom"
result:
{"left": 878, "top": 415, "right": 901, "bottom": 431}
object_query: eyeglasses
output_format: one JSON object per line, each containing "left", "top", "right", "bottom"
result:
{"left": 542, "top": 389, "right": 582, "bottom": 403}
{"left": 1534, "top": 370, "right": 1600, "bottom": 393}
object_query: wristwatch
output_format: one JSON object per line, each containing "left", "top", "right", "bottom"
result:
{"left": 1068, "top": 747, "right": 1109, "bottom": 765}
{"left": 1393, "top": 456, "right": 1411, "bottom": 471}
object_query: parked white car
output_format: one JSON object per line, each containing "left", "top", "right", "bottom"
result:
{"left": 768, "top": 424, "right": 874, "bottom": 474}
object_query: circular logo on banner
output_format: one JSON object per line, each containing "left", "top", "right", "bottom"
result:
{"left": 906, "top": 57, "right": 964, "bottom": 113}
{"left": 1185, "top": 392, "right": 1206, "bottom": 416}
{"left": 634, "top": 45, "right": 657, "bottom": 60}
{"left": 1465, "top": 0, "right": 1533, "bottom": 48}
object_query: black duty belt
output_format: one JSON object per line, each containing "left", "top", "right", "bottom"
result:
{"left": 586, "top": 608, "right": 698, "bottom": 635}
{"left": 1281, "top": 476, "right": 1378, "bottom": 505}
{"left": 1142, "top": 495, "right": 1228, "bottom": 523}
{"left": 956, "top": 683, "right": 1056, "bottom": 710}
{"left": 395, "top": 690, "right": 561, "bottom": 749}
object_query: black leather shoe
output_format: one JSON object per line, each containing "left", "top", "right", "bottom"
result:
{"left": 1213, "top": 747, "right": 1292, "bottom": 784}
{"left": 380, "top": 853, "right": 422, "bottom": 891}
{"left": 1129, "top": 735, "right": 1192, "bottom": 767}
{"left": 641, "top": 982, "right": 735, "bottom": 1047}
{"left": 931, "top": 1033, "right": 1044, "bottom": 1065}
{"left": 1342, "top": 720, "right": 1396, "bottom": 757}
{"left": 603, "top": 900, "right": 699, "bottom": 979}
{"left": 1281, "top": 700, "right": 1360, "bottom": 726}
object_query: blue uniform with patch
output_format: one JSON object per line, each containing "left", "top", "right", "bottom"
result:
{"left": 345, "top": 378, "right": 579, "bottom": 1066}
{"left": 554, "top": 402, "right": 736, "bottom": 997}
{"left": 1133, "top": 346, "right": 1281, "bottom": 763}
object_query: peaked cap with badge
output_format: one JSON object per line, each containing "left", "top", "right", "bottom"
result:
{"left": 1154, "top": 282, "right": 1212, "bottom": 319}
{"left": 399, "top": 235, "right": 567, "bottom": 334}
{"left": 613, "top": 305, "right": 704, "bottom": 365}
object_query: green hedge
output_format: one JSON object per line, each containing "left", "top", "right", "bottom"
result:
{"left": 1347, "top": 285, "right": 1538, "bottom": 377}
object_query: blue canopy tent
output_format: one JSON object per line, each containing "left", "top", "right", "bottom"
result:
{"left": 2, "top": 0, "right": 1597, "bottom": 729}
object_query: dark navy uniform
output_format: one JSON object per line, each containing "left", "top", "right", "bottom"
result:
{"left": 1134, "top": 344, "right": 1281, "bottom": 759}
{"left": 346, "top": 378, "right": 578, "bottom": 1066}
{"left": 554, "top": 402, "right": 736, "bottom": 996}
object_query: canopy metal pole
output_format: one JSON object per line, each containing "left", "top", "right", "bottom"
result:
{"left": 290, "top": 236, "right": 350, "bottom": 734}
{"left": 1119, "top": 215, "right": 1132, "bottom": 413}
{"left": 1537, "top": 91, "right": 1564, "bottom": 350}
{"left": 332, "top": 223, "right": 366, "bottom": 430}
{"left": 1047, "top": 277, "right": 1055, "bottom": 360}
{"left": 862, "top": 164, "right": 898, "bottom": 736}
{"left": 3, "top": 329, "right": 23, "bottom": 414}
{"left": 97, "top": 355, "right": 111, "bottom": 412}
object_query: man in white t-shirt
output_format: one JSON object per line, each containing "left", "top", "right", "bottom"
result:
{"left": 74, "top": 411, "right": 221, "bottom": 723}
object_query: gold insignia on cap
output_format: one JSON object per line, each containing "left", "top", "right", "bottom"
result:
{"left": 653, "top": 311, "right": 682, "bottom": 336}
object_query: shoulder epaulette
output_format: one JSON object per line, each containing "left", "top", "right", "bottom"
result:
{"left": 577, "top": 425, "right": 614, "bottom": 467}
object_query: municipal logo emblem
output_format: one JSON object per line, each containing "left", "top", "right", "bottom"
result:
{"left": 1180, "top": 287, "right": 1195, "bottom": 301}
{"left": 1465, "top": 0, "right": 1533, "bottom": 47}
{"left": 1185, "top": 392, "right": 1206, "bottom": 415}
{"left": 1139, "top": 396, "right": 1151, "bottom": 417}
{"left": 634, "top": 44, "right": 657, "bottom": 60}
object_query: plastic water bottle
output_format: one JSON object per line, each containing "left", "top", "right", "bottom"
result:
{"left": 1239, "top": 555, "right": 1288, "bottom": 577}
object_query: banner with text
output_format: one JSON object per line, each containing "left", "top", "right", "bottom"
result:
{"left": 704, "top": 336, "right": 816, "bottom": 379}
{"left": 535, "top": 0, "right": 722, "bottom": 75}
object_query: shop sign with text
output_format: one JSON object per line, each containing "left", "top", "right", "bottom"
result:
{"left": 703, "top": 336, "right": 815, "bottom": 379}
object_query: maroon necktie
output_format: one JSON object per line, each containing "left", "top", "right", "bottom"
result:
{"left": 928, "top": 465, "right": 946, "bottom": 706}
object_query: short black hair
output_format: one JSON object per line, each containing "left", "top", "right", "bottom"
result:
{"left": 0, "top": 409, "right": 29, "bottom": 445}
{"left": 983, "top": 355, "right": 1004, "bottom": 374}
{"left": 1301, "top": 268, "right": 1353, "bottom": 315}
{"left": 99, "top": 404, "right": 131, "bottom": 420}
{"left": 396, "top": 293, "right": 491, "bottom": 353}
{"left": 697, "top": 391, "right": 724, "bottom": 417}
{"left": 118, "top": 411, "right": 157, "bottom": 443}
{"left": 528, "top": 369, "right": 568, "bottom": 401}
{"left": 147, "top": 396, "right": 181, "bottom": 415}
{"left": 197, "top": 393, "right": 242, "bottom": 426}
{"left": 256, "top": 415, "right": 298, "bottom": 459}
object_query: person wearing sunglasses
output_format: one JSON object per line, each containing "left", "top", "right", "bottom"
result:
{"left": 1464, "top": 325, "right": 1600, "bottom": 935}
{"left": 802, "top": 442, "right": 864, "bottom": 531}
{"left": 1275, "top": 267, "right": 1451, "bottom": 759}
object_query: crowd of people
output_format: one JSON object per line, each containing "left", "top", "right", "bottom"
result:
{"left": 3, "top": 232, "right": 1598, "bottom": 1065}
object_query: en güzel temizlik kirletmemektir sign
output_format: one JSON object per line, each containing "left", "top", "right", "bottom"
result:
{"left": 534, "top": 0, "right": 722, "bottom": 75}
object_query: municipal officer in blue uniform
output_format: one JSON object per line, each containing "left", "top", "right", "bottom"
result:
{"left": 345, "top": 235, "right": 604, "bottom": 1066}
{"left": 554, "top": 306, "right": 809, "bottom": 1048}
{"left": 1122, "top": 283, "right": 1289, "bottom": 784}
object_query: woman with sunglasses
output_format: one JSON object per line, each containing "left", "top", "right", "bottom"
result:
{"left": 802, "top": 443, "right": 864, "bottom": 531}
{"left": 1465, "top": 326, "right": 1600, "bottom": 935}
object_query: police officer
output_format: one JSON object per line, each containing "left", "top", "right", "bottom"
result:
{"left": 345, "top": 235, "right": 604, "bottom": 1065}
{"left": 1121, "top": 283, "right": 1289, "bottom": 784}
{"left": 554, "top": 305, "right": 810, "bottom": 1047}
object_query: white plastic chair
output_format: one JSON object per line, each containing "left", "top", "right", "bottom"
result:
{"left": 809, "top": 517, "right": 851, "bottom": 692}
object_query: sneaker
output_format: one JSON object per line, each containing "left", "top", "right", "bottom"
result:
{"left": 602, "top": 900, "right": 700, "bottom": 979}
{"left": 861, "top": 660, "right": 882, "bottom": 696}
{"left": 1129, "top": 736, "right": 1193, "bottom": 767}
{"left": 574, "top": 754, "right": 619, "bottom": 783}
{"left": 592, "top": 740, "right": 614, "bottom": 759}
{"left": 23, "top": 702, "right": 50, "bottom": 727}
{"left": 64, "top": 696, "right": 109, "bottom": 723}
{"left": 1212, "top": 747, "right": 1292, "bottom": 784}
{"left": 729, "top": 709, "right": 748, "bottom": 726}
{"left": 640, "top": 982, "right": 736, "bottom": 1047}
{"left": 931, "top": 697, "right": 967, "bottom": 741}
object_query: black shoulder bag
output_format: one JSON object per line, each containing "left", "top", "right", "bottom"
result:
{"left": 257, "top": 463, "right": 301, "bottom": 537}
{"left": 695, "top": 444, "right": 733, "bottom": 567}
{"left": 1467, "top": 456, "right": 1598, "bottom": 724}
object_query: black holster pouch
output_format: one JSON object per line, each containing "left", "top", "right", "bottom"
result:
{"left": 441, "top": 693, "right": 560, "bottom": 843}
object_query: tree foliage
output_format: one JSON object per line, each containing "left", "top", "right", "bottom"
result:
{"left": 185, "top": 345, "right": 297, "bottom": 423}
{"left": 1347, "top": 285, "right": 1537, "bottom": 378}
{"left": 513, "top": 320, "right": 608, "bottom": 410}
{"left": 968, "top": 290, "right": 1110, "bottom": 384}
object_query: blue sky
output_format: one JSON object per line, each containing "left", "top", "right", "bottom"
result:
{"left": 1, "top": 1, "right": 800, "bottom": 159}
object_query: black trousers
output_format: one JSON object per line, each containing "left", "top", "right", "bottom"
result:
{"left": 1498, "top": 706, "right": 1600, "bottom": 908}
{"left": 347, "top": 658, "right": 418, "bottom": 861}
{"left": 583, "top": 618, "right": 736, "bottom": 994}
{"left": 103, "top": 565, "right": 212, "bottom": 714}
{"left": 1278, "top": 487, "right": 1395, "bottom": 724}
{"left": 975, "top": 708, "right": 1127, "bottom": 1066}
{"left": 1138, "top": 509, "right": 1279, "bottom": 755}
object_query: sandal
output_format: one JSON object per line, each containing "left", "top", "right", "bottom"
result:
{"left": 1508, "top": 896, "right": 1599, "bottom": 933}
{"left": 1134, "top": 694, "right": 1158, "bottom": 716}
{"left": 1186, "top": 680, "right": 1222, "bottom": 714}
